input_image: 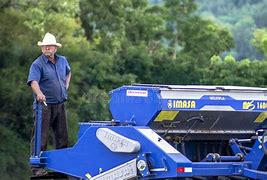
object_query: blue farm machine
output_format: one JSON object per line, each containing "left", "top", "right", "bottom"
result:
{"left": 30, "top": 84, "right": 267, "bottom": 179}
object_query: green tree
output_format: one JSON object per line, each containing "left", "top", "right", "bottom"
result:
{"left": 0, "top": 125, "right": 31, "bottom": 179}
{"left": 196, "top": 0, "right": 267, "bottom": 60}
{"left": 202, "top": 55, "right": 267, "bottom": 86}
{"left": 161, "top": 0, "right": 234, "bottom": 84}
{"left": 252, "top": 28, "right": 267, "bottom": 58}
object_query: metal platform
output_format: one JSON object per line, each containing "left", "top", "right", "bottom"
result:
{"left": 30, "top": 172, "right": 69, "bottom": 180}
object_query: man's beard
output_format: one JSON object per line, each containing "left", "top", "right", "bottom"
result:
{"left": 44, "top": 51, "right": 54, "bottom": 58}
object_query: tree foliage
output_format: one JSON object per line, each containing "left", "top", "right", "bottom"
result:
{"left": 202, "top": 55, "right": 267, "bottom": 86}
{"left": 196, "top": 0, "right": 267, "bottom": 60}
{"left": 0, "top": 124, "right": 31, "bottom": 179}
{"left": 252, "top": 28, "right": 267, "bottom": 57}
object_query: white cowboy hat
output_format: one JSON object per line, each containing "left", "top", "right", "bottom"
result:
{"left": 37, "top": 32, "right": 62, "bottom": 48}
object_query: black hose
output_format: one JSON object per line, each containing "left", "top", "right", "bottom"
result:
{"left": 162, "top": 115, "right": 204, "bottom": 138}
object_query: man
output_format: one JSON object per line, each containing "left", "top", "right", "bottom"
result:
{"left": 27, "top": 32, "right": 71, "bottom": 176}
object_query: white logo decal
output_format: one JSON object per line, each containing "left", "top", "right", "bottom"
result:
{"left": 126, "top": 90, "right": 148, "bottom": 97}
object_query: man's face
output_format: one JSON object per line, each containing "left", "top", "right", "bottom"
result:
{"left": 41, "top": 45, "right": 57, "bottom": 58}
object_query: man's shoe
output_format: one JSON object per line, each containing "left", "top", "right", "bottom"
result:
{"left": 32, "top": 168, "right": 48, "bottom": 177}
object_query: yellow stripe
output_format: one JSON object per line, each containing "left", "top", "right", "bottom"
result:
{"left": 154, "top": 111, "right": 179, "bottom": 122}
{"left": 85, "top": 173, "right": 92, "bottom": 179}
{"left": 254, "top": 112, "right": 267, "bottom": 123}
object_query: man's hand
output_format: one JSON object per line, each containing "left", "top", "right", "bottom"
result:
{"left": 36, "top": 93, "right": 46, "bottom": 102}
{"left": 31, "top": 81, "right": 46, "bottom": 103}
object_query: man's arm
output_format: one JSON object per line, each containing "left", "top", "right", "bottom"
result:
{"left": 31, "top": 80, "right": 46, "bottom": 102}
{"left": 66, "top": 72, "right": 71, "bottom": 90}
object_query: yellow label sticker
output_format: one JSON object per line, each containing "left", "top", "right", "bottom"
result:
{"left": 85, "top": 173, "right": 92, "bottom": 179}
{"left": 155, "top": 111, "right": 179, "bottom": 122}
{"left": 255, "top": 112, "right": 267, "bottom": 123}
